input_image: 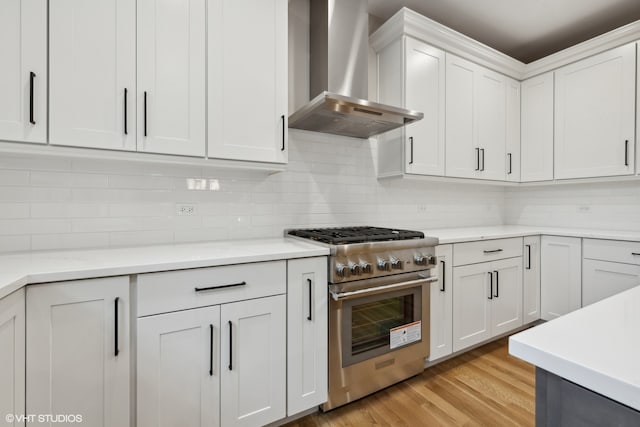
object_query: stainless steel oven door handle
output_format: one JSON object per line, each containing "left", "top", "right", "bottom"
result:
{"left": 329, "top": 276, "right": 438, "bottom": 301}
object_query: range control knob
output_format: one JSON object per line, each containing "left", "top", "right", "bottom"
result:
{"left": 348, "top": 261, "right": 361, "bottom": 276}
{"left": 377, "top": 259, "right": 391, "bottom": 271}
{"left": 390, "top": 257, "right": 403, "bottom": 270}
{"left": 335, "top": 263, "right": 349, "bottom": 278}
{"left": 360, "top": 261, "right": 373, "bottom": 274}
{"left": 414, "top": 254, "right": 427, "bottom": 266}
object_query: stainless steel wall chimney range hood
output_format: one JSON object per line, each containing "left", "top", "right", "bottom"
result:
{"left": 288, "top": 0, "right": 423, "bottom": 139}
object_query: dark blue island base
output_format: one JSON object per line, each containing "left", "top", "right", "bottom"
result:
{"left": 536, "top": 368, "right": 640, "bottom": 426}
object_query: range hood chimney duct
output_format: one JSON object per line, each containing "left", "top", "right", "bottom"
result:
{"left": 288, "top": 0, "right": 423, "bottom": 139}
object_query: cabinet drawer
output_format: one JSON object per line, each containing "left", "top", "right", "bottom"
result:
{"left": 583, "top": 239, "right": 640, "bottom": 265}
{"left": 453, "top": 238, "right": 523, "bottom": 266}
{"left": 138, "top": 261, "right": 286, "bottom": 317}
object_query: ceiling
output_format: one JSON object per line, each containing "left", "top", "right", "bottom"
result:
{"left": 367, "top": 0, "right": 640, "bottom": 63}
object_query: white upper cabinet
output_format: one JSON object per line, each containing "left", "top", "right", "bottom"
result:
{"left": 505, "top": 79, "right": 521, "bottom": 182}
{"left": 554, "top": 43, "right": 636, "bottom": 179}
{"left": 208, "top": 0, "right": 288, "bottom": 163}
{"left": 446, "top": 54, "right": 477, "bottom": 179}
{"left": 49, "top": 0, "right": 135, "bottom": 150}
{"left": 521, "top": 72, "right": 554, "bottom": 182}
{"left": 376, "top": 37, "right": 445, "bottom": 177}
{"left": 0, "top": 0, "right": 46, "bottom": 144}
{"left": 476, "top": 67, "right": 507, "bottom": 181}
{"left": 137, "top": 0, "right": 206, "bottom": 157}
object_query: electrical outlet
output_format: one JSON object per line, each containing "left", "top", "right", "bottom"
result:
{"left": 176, "top": 204, "right": 196, "bottom": 216}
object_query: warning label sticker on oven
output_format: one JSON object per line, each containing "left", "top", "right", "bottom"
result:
{"left": 389, "top": 321, "right": 421, "bottom": 349}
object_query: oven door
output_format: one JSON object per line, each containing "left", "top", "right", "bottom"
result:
{"left": 329, "top": 273, "right": 435, "bottom": 368}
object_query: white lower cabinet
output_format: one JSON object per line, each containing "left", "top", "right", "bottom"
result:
{"left": 0, "top": 289, "right": 25, "bottom": 427}
{"left": 583, "top": 260, "right": 640, "bottom": 306}
{"left": 221, "top": 295, "right": 286, "bottom": 427}
{"left": 429, "top": 245, "right": 453, "bottom": 362}
{"left": 452, "top": 257, "right": 522, "bottom": 352}
{"left": 523, "top": 236, "right": 541, "bottom": 323}
{"left": 287, "top": 257, "right": 328, "bottom": 415}
{"left": 541, "top": 236, "right": 582, "bottom": 320}
{"left": 26, "top": 277, "right": 130, "bottom": 427}
{"left": 137, "top": 306, "right": 221, "bottom": 427}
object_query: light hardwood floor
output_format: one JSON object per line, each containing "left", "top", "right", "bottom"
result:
{"left": 286, "top": 337, "right": 535, "bottom": 426}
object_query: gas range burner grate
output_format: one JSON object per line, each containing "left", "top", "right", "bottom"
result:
{"left": 288, "top": 226, "right": 424, "bottom": 245}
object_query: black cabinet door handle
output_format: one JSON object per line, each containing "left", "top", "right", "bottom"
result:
{"left": 625, "top": 140, "right": 629, "bottom": 166}
{"left": 507, "top": 153, "right": 512, "bottom": 174}
{"left": 307, "top": 278, "right": 313, "bottom": 321}
{"left": 209, "top": 324, "right": 214, "bottom": 376}
{"left": 195, "top": 281, "right": 246, "bottom": 292}
{"left": 475, "top": 147, "right": 480, "bottom": 171}
{"left": 488, "top": 272, "right": 493, "bottom": 300}
{"left": 29, "top": 72, "right": 36, "bottom": 125}
{"left": 228, "top": 321, "right": 233, "bottom": 371}
{"left": 493, "top": 270, "right": 499, "bottom": 298}
{"left": 409, "top": 137, "right": 414, "bottom": 164}
{"left": 144, "top": 91, "right": 148, "bottom": 137}
{"left": 526, "top": 244, "right": 531, "bottom": 270}
{"left": 480, "top": 148, "right": 485, "bottom": 171}
{"left": 114, "top": 297, "right": 120, "bottom": 357}
{"left": 124, "top": 88, "right": 128, "bottom": 135}
{"left": 440, "top": 260, "right": 445, "bottom": 292}
{"left": 281, "top": 115, "right": 286, "bottom": 151}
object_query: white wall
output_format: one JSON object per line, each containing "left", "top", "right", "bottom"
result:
{"left": 505, "top": 181, "right": 640, "bottom": 231}
{"left": 0, "top": 131, "right": 505, "bottom": 253}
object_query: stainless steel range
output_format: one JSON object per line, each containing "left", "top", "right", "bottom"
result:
{"left": 287, "top": 226, "right": 439, "bottom": 411}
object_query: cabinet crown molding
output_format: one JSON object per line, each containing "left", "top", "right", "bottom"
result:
{"left": 370, "top": 7, "right": 640, "bottom": 81}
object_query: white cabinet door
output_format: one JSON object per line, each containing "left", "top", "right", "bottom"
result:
{"left": 582, "top": 260, "right": 640, "bottom": 306}
{"left": 404, "top": 37, "right": 445, "bottom": 176}
{"left": 208, "top": 0, "right": 288, "bottom": 163}
{"left": 523, "top": 236, "right": 541, "bottom": 323}
{"left": 505, "top": 78, "right": 521, "bottom": 182}
{"left": 476, "top": 67, "right": 507, "bottom": 181}
{"left": 137, "top": 0, "right": 205, "bottom": 156}
{"left": 541, "top": 236, "right": 582, "bottom": 320}
{"left": 521, "top": 72, "right": 554, "bottom": 182}
{"left": 26, "top": 277, "right": 130, "bottom": 427}
{"left": 137, "top": 306, "right": 220, "bottom": 427}
{"left": 49, "top": 0, "right": 135, "bottom": 150}
{"left": 0, "top": 289, "right": 25, "bottom": 427}
{"left": 430, "top": 245, "right": 452, "bottom": 361}
{"left": 287, "top": 257, "right": 328, "bottom": 416}
{"left": 490, "top": 257, "right": 523, "bottom": 336}
{"left": 452, "top": 263, "right": 491, "bottom": 352}
{"left": 0, "top": 0, "right": 46, "bottom": 144}
{"left": 221, "top": 295, "right": 286, "bottom": 427}
{"left": 446, "top": 54, "right": 477, "bottom": 179}
{"left": 554, "top": 43, "right": 636, "bottom": 179}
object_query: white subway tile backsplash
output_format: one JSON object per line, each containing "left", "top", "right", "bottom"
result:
{"left": 0, "top": 131, "right": 505, "bottom": 253}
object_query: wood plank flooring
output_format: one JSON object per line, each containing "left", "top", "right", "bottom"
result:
{"left": 285, "top": 337, "right": 535, "bottom": 427}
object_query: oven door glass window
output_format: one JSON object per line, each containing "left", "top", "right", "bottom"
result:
{"left": 342, "top": 286, "right": 422, "bottom": 366}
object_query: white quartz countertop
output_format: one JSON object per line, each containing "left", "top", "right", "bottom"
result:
{"left": 0, "top": 238, "right": 329, "bottom": 299}
{"left": 422, "top": 225, "right": 640, "bottom": 244}
{"left": 509, "top": 286, "right": 640, "bottom": 411}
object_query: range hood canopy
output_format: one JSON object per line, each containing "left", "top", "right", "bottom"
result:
{"left": 288, "top": 0, "right": 423, "bottom": 139}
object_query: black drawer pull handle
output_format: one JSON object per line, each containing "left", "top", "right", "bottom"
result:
{"left": 195, "top": 281, "right": 246, "bottom": 292}
{"left": 440, "top": 260, "right": 445, "bottom": 292}
{"left": 493, "top": 270, "right": 499, "bottom": 298}
{"left": 488, "top": 272, "right": 493, "bottom": 300}
{"left": 526, "top": 244, "right": 532, "bottom": 270}
{"left": 281, "top": 114, "right": 286, "bottom": 151}
{"left": 228, "top": 321, "right": 233, "bottom": 371}
{"left": 483, "top": 249, "right": 503, "bottom": 254}
{"left": 209, "top": 324, "right": 214, "bottom": 376}
{"left": 307, "top": 278, "right": 313, "bottom": 321}
{"left": 632, "top": 253, "right": 640, "bottom": 256}
{"left": 114, "top": 297, "right": 120, "bottom": 357}
{"left": 29, "top": 72, "right": 36, "bottom": 125}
